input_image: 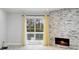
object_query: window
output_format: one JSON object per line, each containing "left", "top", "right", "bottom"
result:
{"left": 36, "top": 34, "right": 43, "bottom": 40}
{"left": 27, "top": 34, "right": 34, "bottom": 40}
{"left": 27, "top": 16, "right": 44, "bottom": 41}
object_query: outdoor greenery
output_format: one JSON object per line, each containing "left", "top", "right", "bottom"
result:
{"left": 27, "top": 18, "right": 43, "bottom": 40}
{"left": 27, "top": 18, "right": 43, "bottom": 32}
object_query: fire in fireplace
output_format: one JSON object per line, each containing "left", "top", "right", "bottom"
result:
{"left": 55, "top": 37, "right": 70, "bottom": 46}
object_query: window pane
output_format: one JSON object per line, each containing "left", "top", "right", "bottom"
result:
{"left": 30, "top": 19, "right": 34, "bottom": 32}
{"left": 27, "top": 19, "right": 34, "bottom": 32}
{"left": 27, "top": 19, "right": 30, "bottom": 32}
{"left": 36, "top": 19, "right": 40, "bottom": 32}
{"left": 27, "top": 34, "right": 34, "bottom": 40}
{"left": 36, "top": 18, "right": 43, "bottom": 32}
{"left": 40, "top": 19, "right": 43, "bottom": 32}
{"left": 36, "top": 34, "right": 43, "bottom": 40}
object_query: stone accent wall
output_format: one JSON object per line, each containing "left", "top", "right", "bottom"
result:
{"left": 49, "top": 8, "right": 79, "bottom": 49}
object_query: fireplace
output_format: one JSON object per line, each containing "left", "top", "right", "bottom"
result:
{"left": 55, "top": 37, "right": 70, "bottom": 46}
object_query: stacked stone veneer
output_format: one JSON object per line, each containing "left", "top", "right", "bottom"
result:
{"left": 49, "top": 8, "right": 79, "bottom": 49}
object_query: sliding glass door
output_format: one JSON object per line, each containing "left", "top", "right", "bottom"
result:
{"left": 26, "top": 16, "right": 44, "bottom": 45}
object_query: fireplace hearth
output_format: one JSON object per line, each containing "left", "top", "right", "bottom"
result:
{"left": 55, "top": 37, "right": 70, "bottom": 46}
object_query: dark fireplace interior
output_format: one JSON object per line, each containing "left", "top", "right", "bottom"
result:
{"left": 55, "top": 37, "right": 70, "bottom": 46}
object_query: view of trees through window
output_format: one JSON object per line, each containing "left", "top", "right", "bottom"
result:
{"left": 27, "top": 17, "right": 44, "bottom": 40}
{"left": 27, "top": 18, "right": 43, "bottom": 32}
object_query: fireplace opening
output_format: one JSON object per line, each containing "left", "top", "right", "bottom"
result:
{"left": 55, "top": 37, "right": 70, "bottom": 46}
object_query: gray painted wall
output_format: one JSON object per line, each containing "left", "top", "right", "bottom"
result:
{"left": 7, "top": 13, "right": 23, "bottom": 45}
{"left": 0, "top": 9, "right": 7, "bottom": 48}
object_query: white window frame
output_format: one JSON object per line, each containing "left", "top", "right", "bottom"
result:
{"left": 26, "top": 16, "right": 44, "bottom": 41}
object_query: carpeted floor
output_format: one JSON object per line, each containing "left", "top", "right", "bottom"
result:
{"left": 6, "top": 45, "right": 73, "bottom": 50}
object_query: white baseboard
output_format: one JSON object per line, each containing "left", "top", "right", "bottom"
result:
{"left": 7, "top": 43, "right": 22, "bottom": 46}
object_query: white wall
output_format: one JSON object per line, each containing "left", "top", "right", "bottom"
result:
{"left": 0, "top": 9, "right": 7, "bottom": 48}
{"left": 7, "top": 13, "right": 23, "bottom": 45}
